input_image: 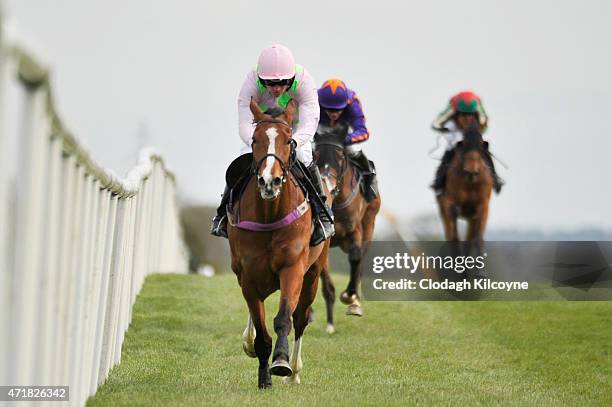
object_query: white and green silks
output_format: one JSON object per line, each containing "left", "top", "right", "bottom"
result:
{"left": 237, "top": 64, "right": 319, "bottom": 166}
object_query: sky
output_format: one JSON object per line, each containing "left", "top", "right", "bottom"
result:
{"left": 3, "top": 0, "right": 612, "bottom": 231}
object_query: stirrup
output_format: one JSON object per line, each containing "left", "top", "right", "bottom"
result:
{"left": 210, "top": 214, "right": 228, "bottom": 238}
{"left": 310, "top": 215, "right": 334, "bottom": 246}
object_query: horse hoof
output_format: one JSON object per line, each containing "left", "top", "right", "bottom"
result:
{"left": 346, "top": 303, "right": 363, "bottom": 317}
{"left": 270, "top": 359, "right": 293, "bottom": 377}
{"left": 242, "top": 341, "right": 257, "bottom": 358}
{"left": 326, "top": 324, "right": 336, "bottom": 334}
{"left": 340, "top": 291, "right": 357, "bottom": 305}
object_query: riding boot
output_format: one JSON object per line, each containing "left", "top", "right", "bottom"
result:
{"left": 210, "top": 184, "right": 231, "bottom": 238}
{"left": 431, "top": 148, "right": 455, "bottom": 196}
{"left": 351, "top": 151, "right": 378, "bottom": 201}
{"left": 483, "top": 148, "right": 504, "bottom": 194}
{"left": 307, "top": 162, "right": 335, "bottom": 246}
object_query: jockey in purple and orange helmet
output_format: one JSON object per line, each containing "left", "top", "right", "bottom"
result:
{"left": 315, "top": 79, "right": 378, "bottom": 201}
{"left": 211, "top": 44, "right": 334, "bottom": 244}
{"left": 431, "top": 90, "right": 503, "bottom": 195}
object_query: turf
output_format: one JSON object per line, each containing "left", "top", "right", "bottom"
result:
{"left": 87, "top": 273, "right": 611, "bottom": 407}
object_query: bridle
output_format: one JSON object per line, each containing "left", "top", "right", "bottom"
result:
{"left": 250, "top": 118, "right": 297, "bottom": 184}
{"left": 315, "top": 140, "right": 348, "bottom": 197}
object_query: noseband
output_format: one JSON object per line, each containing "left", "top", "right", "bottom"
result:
{"left": 251, "top": 119, "right": 296, "bottom": 182}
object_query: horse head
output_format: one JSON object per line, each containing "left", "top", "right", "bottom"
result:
{"left": 459, "top": 126, "right": 486, "bottom": 183}
{"left": 314, "top": 126, "right": 347, "bottom": 197}
{"left": 250, "top": 98, "right": 296, "bottom": 200}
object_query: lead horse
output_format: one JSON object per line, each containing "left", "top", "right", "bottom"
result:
{"left": 314, "top": 129, "right": 381, "bottom": 333}
{"left": 228, "top": 99, "right": 329, "bottom": 388}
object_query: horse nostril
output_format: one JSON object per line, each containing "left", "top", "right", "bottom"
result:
{"left": 273, "top": 177, "right": 282, "bottom": 186}
{"left": 258, "top": 177, "right": 265, "bottom": 187}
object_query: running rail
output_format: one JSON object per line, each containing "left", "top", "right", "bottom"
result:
{"left": 0, "top": 17, "right": 189, "bottom": 406}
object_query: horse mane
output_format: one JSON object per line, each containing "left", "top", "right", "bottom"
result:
{"left": 264, "top": 107, "right": 284, "bottom": 117}
{"left": 462, "top": 126, "right": 483, "bottom": 151}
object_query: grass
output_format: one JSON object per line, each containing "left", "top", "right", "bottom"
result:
{"left": 87, "top": 273, "right": 611, "bottom": 407}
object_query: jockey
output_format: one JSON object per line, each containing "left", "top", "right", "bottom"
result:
{"left": 431, "top": 90, "right": 504, "bottom": 195}
{"left": 316, "top": 79, "right": 378, "bottom": 201}
{"left": 211, "top": 44, "right": 334, "bottom": 245}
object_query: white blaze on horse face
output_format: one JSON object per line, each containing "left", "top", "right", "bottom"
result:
{"left": 262, "top": 127, "right": 278, "bottom": 184}
{"left": 321, "top": 164, "right": 336, "bottom": 193}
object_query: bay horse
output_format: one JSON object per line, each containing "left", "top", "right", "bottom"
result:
{"left": 436, "top": 126, "right": 493, "bottom": 251}
{"left": 314, "top": 128, "right": 381, "bottom": 333}
{"left": 228, "top": 99, "right": 329, "bottom": 388}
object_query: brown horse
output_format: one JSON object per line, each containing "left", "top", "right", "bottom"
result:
{"left": 314, "top": 130, "right": 381, "bottom": 333}
{"left": 436, "top": 127, "right": 492, "bottom": 250}
{"left": 228, "top": 99, "right": 329, "bottom": 388}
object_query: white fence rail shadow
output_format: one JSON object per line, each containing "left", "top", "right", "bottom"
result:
{"left": 0, "top": 17, "right": 189, "bottom": 406}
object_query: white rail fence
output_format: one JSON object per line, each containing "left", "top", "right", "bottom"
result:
{"left": 0, "top": 19, "right": 189, "bottom": 406}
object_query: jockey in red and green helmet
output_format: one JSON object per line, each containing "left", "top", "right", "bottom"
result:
{"left": 431, "top": 91, "right": 504, "bottom": 195}
{"left": 316, "top": 79, "right": 378, "bottom": 201}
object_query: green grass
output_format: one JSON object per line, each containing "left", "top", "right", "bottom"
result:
{"left": 87, "top": 273, "right": 611, "bottom": 407}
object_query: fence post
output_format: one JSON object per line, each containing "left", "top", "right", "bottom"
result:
{"left": 9, "top": 86, "right": 49, "bottom": 386}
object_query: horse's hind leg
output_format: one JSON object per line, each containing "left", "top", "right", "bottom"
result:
{"left": 320, "top": 262, "right": 336, "bottom": 334}
{"left": 270, "top": 264, "right": 305, "bottom": 377}
{"left": 242, "top": 290, "right": 273, "bottom": 388}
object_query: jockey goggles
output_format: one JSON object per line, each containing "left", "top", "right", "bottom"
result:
{"left": 259, "top": 76, "right": 295, "bottom": 87}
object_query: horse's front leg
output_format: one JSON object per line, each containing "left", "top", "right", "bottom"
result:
{"left": 241, "top": 289, "right": 273, "bottom": 389}
{"left": 438, "top": 197, "right": 459, "bottom": 241}
{"left": 285, "top": 257, "right": 323, "bottom": 384}
{"left": 242, "top": 314, "right": 256, "bottom": 358}
{"left": 320, "top": 265, "right": 336, "bottom": 334}
{"left": 340, "top": 229, "right": 364, "bottom": 317}
{"left": 270, "top": 263, "right": 305, "bottom": 377}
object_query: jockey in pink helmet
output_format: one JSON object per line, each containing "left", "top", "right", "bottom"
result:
{"left": 211, "top": 44, "right": 334, "bottom": 245}
{"left": 431, "top": 91, "right": 504, "bottom": 195}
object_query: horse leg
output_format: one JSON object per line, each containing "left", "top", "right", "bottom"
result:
{"left": 319, "top": 261, "right": 336, "bottom": 334}
{"left": 438, "top": 197, "right": 458, "bottom": 241}
{"left": 242, "top": 291, "right": 273, "bottom": 389}
{"left": 340, "top": 229, "right": 364, "bottom": 316}
{"left": 270, "top": 264, "right": 305, "bottom": 377}
{"left": 242, "top": 314, "right": 256, "bottom": 358}
{"left": 285, "top": 258, "right": 323, "bottom": 384}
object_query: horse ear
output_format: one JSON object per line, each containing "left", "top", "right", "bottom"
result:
{"left": 250, "top": 97, "right": 265, "bottom": 122}
{"left": 283, "top": 100, "right": 297, "bottom": 124}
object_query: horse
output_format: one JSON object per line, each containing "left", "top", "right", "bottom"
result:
{"left": 228, "top": 99, "right": 329, "bottom": 388}
{"left": 313, "top": 127, "right": 381, "bottom": 333}
{"left": 436, "top": 126, "right": 493, "bottom": 252}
